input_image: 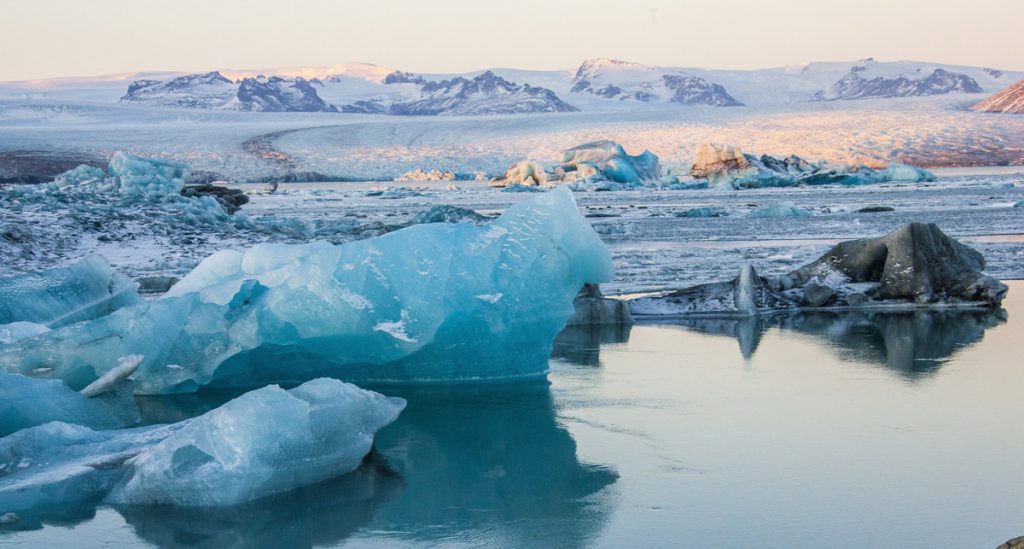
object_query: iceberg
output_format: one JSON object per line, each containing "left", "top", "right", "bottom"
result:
{"left": 748, "top": 202, "right": 812, "bottom": 218}
{"left": 560, "top": 140, "right": 660, "bottom": 186}
{"left": 0, "top": 379, "right": 404, "bottom": 511}
{"left": 689, "top": 143, "right": 936, "bottom": 189}
{"left": 0, "top": 187, "right": 612, "bottom": 393}
{"left": 0, "top": 368, "right": 140, "bottom": 436}
{"left": 490, "top": 141, "right": 661, "bottom": 191}
{"left": 0, "top": 255, "right": 140, "bottom": 329}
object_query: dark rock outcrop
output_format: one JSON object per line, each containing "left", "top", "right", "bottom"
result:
{"left": 566, "top": 284, "right": 633, "bottom": 326}
{"left": 180, "top": 184, "right": 249, "bottom": 214}
{"left": 629, "top": 265, "right": 794, "bottom": 317}
{"left": 789, "top": 223, "right": 1007, "bottom": 305}
{"left": 629, "top": 224, "right": 1007, "bottom": 317}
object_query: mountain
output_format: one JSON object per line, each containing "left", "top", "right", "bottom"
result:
{"left": 342, "top": 71, "right": 578, "bottom": 115}
{"left": 19, "top": 57, "right": 1019, "bottom": 113}
{"left": 121, "top": 72, "right": 337, "bottom": 112}
{"left": 121, "top": 71, "right": 236, "bottom": 109}
{"left": 815, "top": 62, "right": 983, "bottom": 101}
{"left": 570, "top": 59, "right": 743, "bottom": 106}
{"left": 972, "top": 80, "right": 1024, "bottom": 113}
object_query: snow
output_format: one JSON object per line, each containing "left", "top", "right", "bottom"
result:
{"left": 0, "top": 187, "right": 612, "bottom": 393}
{"left": 0, "top": 378, "right": 404, "bottom": 509}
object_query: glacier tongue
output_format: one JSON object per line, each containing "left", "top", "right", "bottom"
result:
{"left": 0, "top": 378, "right": 404, "bottom": 510}
{"left": 0, "top": 187, "right": 612, "bottom": 393}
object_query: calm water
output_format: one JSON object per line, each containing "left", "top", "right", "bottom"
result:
{"left": 2, "top": 283, "right": 1022, "bottom": 548}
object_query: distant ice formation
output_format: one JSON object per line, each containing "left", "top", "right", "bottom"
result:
{"left": 491, "top": 140, "right": 662, "bottom": 190}
{"left": 689, "top": 143, "right": 935, "bottom": 189}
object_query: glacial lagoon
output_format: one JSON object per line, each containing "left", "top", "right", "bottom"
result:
{"left": 3, "top": 282, "right": 1020, "bottom": 548}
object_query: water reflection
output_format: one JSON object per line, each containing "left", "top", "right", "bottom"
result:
{"left": 114, "top": 456, "right": 402, "bottom": 548}
{"left": 362, "top": 383, "right": 618, "bottom": 547}
{"left": 45, "top": 382, "right": 618, "bottom": 548}
{"left": 655, "top": 308, "right": 1007, "bottom": 379}
{"left": 552, "top": 324, "right": 633, "bottom": 366}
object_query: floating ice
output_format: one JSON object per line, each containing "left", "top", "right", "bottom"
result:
{"left": 0, "top": 371, "right": 140, "bottom": 436}
{"left": 876, "top": 162, "right": 935, "bottom": 183}
{"left": 0, "top": 255, "right": 140, "bottom": 328}
{"left": 674, "top": 207, "right": 727, "bottom": 218}
{"left": 690, "top": 143, "right": 935, "bottom": 189}
{"left": 561, "top": 141, "right": 659, "bottom": 190}
{"left": 0, "top": 187, "right": 612, "bottom": 393}
{"left": 0, "top": 379, "right": 404, "bottom": 510}
{"left": 0, "top": 152, "right": 317, "bottom": 278}
{"left": 491, "top": 141, "right": 661, "bottom": 191}
{"left": 748, "top": 203, "right": 812, "bottom": 218}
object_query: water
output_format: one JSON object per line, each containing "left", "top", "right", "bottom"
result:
{"left": 2, "top": 283, "right": 1022, "bottom": 548}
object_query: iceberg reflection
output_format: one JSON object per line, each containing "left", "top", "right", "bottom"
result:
{"left": 654, "top": 308, "right": 1007, "bottom": 379}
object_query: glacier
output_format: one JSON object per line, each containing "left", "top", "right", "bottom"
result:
{"left": 0, "top": 378, "right": 404, "bottom": 510}
{"left": 0, "top": 187, "right": 612, "bottom": 393}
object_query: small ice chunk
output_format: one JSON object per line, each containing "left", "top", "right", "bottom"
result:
{"left": 748, "top": 202, "right": 812, "bottom": 218}
{"left": 79, "top": 355, "right": 143, "bottom": 398}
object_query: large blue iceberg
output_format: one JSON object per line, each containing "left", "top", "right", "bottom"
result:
{"left": 0, "top": 187, "right": 612, "bottom": 393}
{"left": 0, "top": 378, "right": 404, "bottom": 510}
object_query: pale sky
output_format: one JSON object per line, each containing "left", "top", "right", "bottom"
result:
{"left": 2, "top": 0, "right": 1023, "bottom": 81}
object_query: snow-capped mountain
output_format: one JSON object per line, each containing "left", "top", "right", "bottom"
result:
{"left": 972, "top": 80, "right": 1024, "bottom": 113}
{"left": 570, "top": 59, "right": 743, "bottom": 106}
{"left": 121, "top": 72, "right": 337, "bottom": 112}
{"left": 121, "top": 71, "right": 237, "bottom": 109}
{"left": 12, "top": 57, "right": 1019, "bottom": 114}
{"left": 815, "top": 63, "right": 982, "bottom": 101}
{"left": 342, "top": 71, "right": 578, "bottom": 115}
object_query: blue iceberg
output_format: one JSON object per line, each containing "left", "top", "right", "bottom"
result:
{"left": 0, "top": 187, "right": 612, "bottom": 393}
{"left": 0, "top": 378, "right": 404, "bottom": 510}
{"left": 748, "top": 202, "right": 812, "bottom": 218}
{"left": 0, "top": 255, "right": 140, "bottom": 329}
{"left": 0, "top": 366, "right": 141, "bottom": 437}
